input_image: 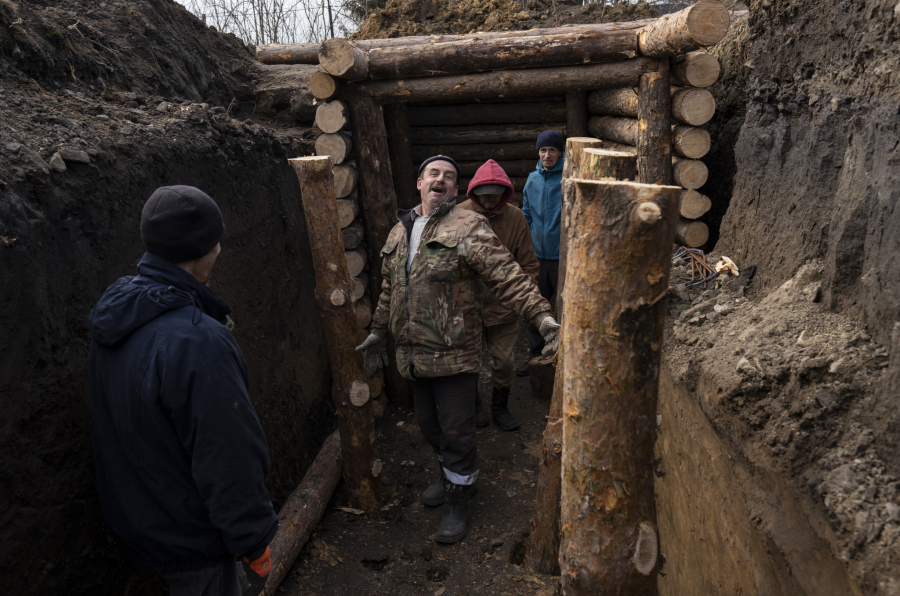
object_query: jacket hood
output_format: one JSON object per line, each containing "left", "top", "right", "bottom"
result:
{"left": 89, "top": 253, "right": 231, "bottom": 346}
{"left": 467, "top": 160, "right": 514, "bottom": 213}
{"left": 535, "top": 152, "right": 566, "bottom": 175}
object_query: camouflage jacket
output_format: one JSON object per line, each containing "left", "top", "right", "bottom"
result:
{"left": 371, "top": 201, "right": 551, "bottom": 380}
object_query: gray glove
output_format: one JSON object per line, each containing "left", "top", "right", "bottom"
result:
{"left": 356, "top": 332, "right": 389, "bottom": 369}
{"left": 538, "top": 315, "right": 561, "bottom": 358}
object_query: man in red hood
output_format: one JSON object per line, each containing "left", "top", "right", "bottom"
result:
{"left": 458, "top": 160, "right": 539, "bottom": 431}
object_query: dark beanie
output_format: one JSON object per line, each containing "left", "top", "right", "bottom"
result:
{"left": 418, "top": 155, "right": 460, "bottom": 178}
{"left": 536, "top": 130, "right": 565, "bottom": 152}
{"left": 141, "top": 185, "right": 225, "bottom": 264}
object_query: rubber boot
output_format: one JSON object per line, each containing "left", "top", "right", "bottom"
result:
{"left": 435, "top": 480, "right": 470, "bottom": 544}
{"left": 491, "top": 386, "right": 520, "bottom": 431}
{"left": 474, "top": 391, "right": 490, "bottom": 428}
{"left": 421, "top": 465, "right": 446, "bottom": 506}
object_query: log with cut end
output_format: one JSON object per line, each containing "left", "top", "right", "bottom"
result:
{"left": 675, "top": 218, "right": 709, "bottom": 247}
{"left": 638, "top": 0, "right": 730, "bottom": 57}
{"left": 316, "top": 101, "right": 350, "bottom": 134}
{"left": 351, "top": 272, "right": 368, "bottom": 302}
{"left": 562, "top": 137, "right": 605, "bottom": 180}
{"left": 367, "top": 374, "right": 384, "bottom": 400}
{"left": 408, "top": 101, "right": 567, "bottom": 127}
{"left": 355, "top": 296, "right": 373, "bottom": 329}
{"left": 319, "top": 38, "right": 368, "bottom": 81}
{"left": 257, "top": 42, "right": 320, "bottom": 65}
{"left": 333, "top": 161, "right": 358, "bottom": 199}
{"left": 262, "top": 429, "right": 342, "bottom": 595}
{"left": 672, "top": 87, "right": 716, "bottom": 126}
{"left": 679, "top": 189, "right": 711, "bottom": 219}
{"left": 638, "top": 64, "right": 673, "bottom": 186}
{"left": 341, "top": 220, "right": 365, "bottom": 250}
{"left": 315, "top": 132, "right": 353, "bottom": 165}
{"left": 588, "top": 116, "right": 639, "bottom": 146}
{"left": 410, "top": 122, "right": 565, "bottom": 146}
{"left": 412, "top": 142, "right": 537, "bottom": 163}
{"left": 587, "top": 86, "right": 639, "bottom": 117}
{"left": 346, "top": 246, "right": 367, "bottom": 277}
{"left": 309, "top": 72, "right": 338, "bottom": 100}
{"left": 671, "top": 50, "right": 721, "bottom": 87}
{"left": 672, "top": 124, "right": 710, "bottom": 158}
{"left": 579, "top": 148, "right": 637, "bottom": 181}
{"left": 672, "top": 156, "right": 708, "bottom": 189}
{"left": 336, "top": 198, "right": 360, "bottom": 228}
{"left": 344, "top": 58, "right": 659, "bottom": 103}
{"left": 559, "top": 179, "right": 680, "bottom": 596}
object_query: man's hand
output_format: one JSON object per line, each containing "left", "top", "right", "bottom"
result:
{"left": 239, "top": 546, "right": 271, "bottom": 596}
{"left": 356, "top": 332, "right": 389, "bottom": 369}
{"left": 539, "top": 315, "right": 561, "bottom": 358}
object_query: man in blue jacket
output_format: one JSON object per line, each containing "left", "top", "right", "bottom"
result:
{"left": 89, "top": 186, "right": 277, "bottom": 596}
{"left": 520, "top": 130, "right": 565, "bottom": 374}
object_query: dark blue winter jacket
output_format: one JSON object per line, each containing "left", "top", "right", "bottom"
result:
{"left": 88, "top": 253, "right": 278, "bottom": 573}
{"left": 521, "top": 154, "right": 565, "bottom": 260}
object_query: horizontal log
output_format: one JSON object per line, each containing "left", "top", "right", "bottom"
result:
{"left": 672, "top": 156, "right": 708, "bottom": 190}
{"left": 355, "top": 296, "right": 373, "bottom": 329}
{"left": 675, "top": 218, "right": 709, "bottom": 247}
{"left": 346, "top": 246, "right": 367, "bottom": 277}
{"left": 342, "top": 220, "right": 365, "bottom": 250}
{"left": 315, "top": 132, "right": 353, "bottom": 165}
{"left": 257, "top": 42, "right": 320, "bottom": 65}
{"left": 408, "top": 102, "right": 567, "bottom": 126}
{"left": 638, "top": 0, "right": 730, "bottom": 57}
{"left": 309, "top": 72, "right": 338, "bottom": 100}
{"left": 671, "top": 51, "right": 721, "bottom": 87}
{"left": 336, "top": 198, "right": 360, "bottom": 228}
{"left": 589, "top": 116, "right": 710, "bottom": 158}
{"left": 587, "top": 86, "right": 639, "bottom": 117}
{"left": 367, "top": 374, "right": 384, "bottom": 400}
{"left": 412, "top": 142, "right": 537, "bottom": 163}
{"left": 316, "top": 101, "right": 350, "bottom": 134}
{"left": 343, "top": 58, "right": 660, "bottom": 103}
{"left": 324, "top": 29, "right": 639, "bottom": 81}
{"left": 334, "top": 161, "right": 357, "bottom": 199}
{"left": 679, "top": 189, "right": 711, "bottom": 219}
{"left": 672, "top": 124, "right": 710, "bottom": 159}
{"left": 351, "top": 273, "right": 368, "bottom": 302}
{"left": 587, "top": 86, "right": 714, "bottom": 126}
{"left": 457, "top": 159, "right": 537, "bottom": 178}
{"left": 410, "top": 123, "right": 565, "bottom": 145}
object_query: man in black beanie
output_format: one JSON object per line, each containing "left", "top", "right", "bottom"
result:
{"left": 89, "top": 185, "right": 277, "bottom": 596}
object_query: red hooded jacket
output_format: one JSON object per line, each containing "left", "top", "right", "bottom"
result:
{"left": 465, "top": 159, "right": 515, "bottom": 212}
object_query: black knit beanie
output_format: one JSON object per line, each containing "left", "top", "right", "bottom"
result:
{"left": 536, "top": 130, "right": 565, "bottom": 152}
{"left": 140, "top": 185, "right": 225, "bottom": 264}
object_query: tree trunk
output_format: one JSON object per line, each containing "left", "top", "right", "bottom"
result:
{"left": 637, "top": 0, "right": 730, "bottom": 57}
{"left": 671, "top": 50, "right": 721, "bottom": 88}
{"left": 672, "top": 156, "right": 708, "bottom": 189}
{"left": 587, "top": 86, "right": 639, "bottom": 117}
{"left": 343, "top": 58, "right": 659, "bottom": 103}
{"left": 261, "top": 430, "right": 343, "bottom": 596}
{"left": 581, "top": 148, "right": 637, "bottom": 180}
{"left": 288, "top": 156, "right": 382, "bottom": 512}
{"left": 341, "top": 220, "right": 365, "bottom": 250}
{"left": 336, "top": 198, "right": 360, "bottom": 228}
{"left": 679, "top": 189, "right": 711, "bottom": 219}
{"left": 561, "top": 138, "right": 605, "bottom": 180}
{"left": 565, "top": 91, "right": 589, "bottom": 138}
{"left": 319, "top": 38, "right": 368, "bottom": 81}
{"left": 674, "top": 218, "right": 710, "bottom": 247}
{"left": 257, "top": 42, "right": 320, "bottom": 65}
{"left": 383, "top": 104, "right": 420, "bottom": 211}
{"left": 672, "top": 124, "right": 710, "bottom": 158}
{"left": 346, "top": 246, "right": 367, "bottom": 277}
{"left": 315, "top": 132, "right": 353, "bottom": 165}
{"left": 671, "top": 87, "right": 716, "bottom": 126}
{"left": 347, "top": 96, "right": 411, "bottom": 409}
{"left": 410, "top": 122, "right": 565, "bottom": 145}
{"left": 559, "top": 179, "right": 680, "bottom": 596}
{"left": 334, "top": 161, "right": 358, "bottom": 199}
{"left": 309, "top": 72, "right": 338, "bottom": 100}
{"left": 638, "top": 61, "right": 673, "bottom": 186}
{"left": 315, "top": 101, "right": 350, "bottom": 134}
{"left": 458, "top": 159, "right": 538, "bottom": 178}
{"left": 408, "top": 101, "right": 567, "bottom": 126}
{"left": 412, "top": 142, "right": 537, "bottom": 163}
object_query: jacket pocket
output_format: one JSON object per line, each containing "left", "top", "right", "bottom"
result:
{"left": 422, "top": 236, "right": 459, "bottom": 283}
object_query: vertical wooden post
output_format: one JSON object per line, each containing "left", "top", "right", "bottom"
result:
{"left": 288, "top": 156, "right": 383, "bottom": 511}
{"left": 637, "top": 58, "right": 673, "bottom": 185}
{"left": 559, "top": 179, "right": 680, "bottom": 595}
{"left": 565, "top": 91, "right": 589, "bottom": 138}
{"left": 347, "top": 96, "right": 411, "bottom": 409}
{"left": 383, "top": 103, "right": 420, "bottom": 211}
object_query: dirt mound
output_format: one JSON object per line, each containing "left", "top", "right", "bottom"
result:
{"left": 353, "top": 0, "right": 657, "bottom": 39}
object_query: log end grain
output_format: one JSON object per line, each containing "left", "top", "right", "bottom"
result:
{"left": 334, "top": 162, "right": 359, "bottom": 199}
{"left": 672, "top": 157, "right": 709, "bottom": 190}
{"left": 349, "top": 380, "right": 370, "bottom": 406}
{"left": 346, "top": 247, "right": 367, "bottom": 277}
{"left": 672, "top": 87, "right": 716, "bottom": 126}
{"left": 309, "top": 72, "right": 338, "bottom": 100}
{"left": 316, "top": 101, "right": 350, "bottom": 134}
{"left": 633, "top": 522, "right": 659, "bottom": 576}
{"left": 672, "top": 51, "right": 721, "bottom": 87}
{"left": 679, "top": 189, "right": 712, "bottom": 219}
{"left": 686, "top": 0, "right": 731, "bottom": 47}
{"left": 320, "top": 38, "right": 367, "bottom": 79}
{"left": 315, "top": 132, "right": 353, "bottom": 165}
{"left": 675, "top": 218, "right": 709, "bottom": 247}
{"left": 672, "top": 125, "right": 711, "bottom": 159}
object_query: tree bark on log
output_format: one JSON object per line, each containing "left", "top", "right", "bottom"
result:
{"left": 679, "top": 189, "right": 711, "bottom": 219}
{"left": 408, "top": 101, "right": 567, "bottom": 126}
{"left": 671, "top": 87, "right": 716, "bottom": 126}
{"left": 671, "top": 50, "right": 721, "bottom": 87}
{"left": 637, "top": 0, "right": 730, "bottom": 57}
{"left": 587, "top": 86, "right": 639, "bottom": 117}
{"left": 315, "top": 132, "right": 353, "bottom": 165}
{"left": 672, "top": 124, "right": 710, "bottom": 158}
{"left": 342, "top": 58, "right": 659, "bottom": 103}
{"left": 309, "top": 72, "right": 338, "bottom": 100}
{"left": 458, "top": 159, "right": 537, "bottom": 178}
{"left": 561, "top": 138, "right": 605, "bottom": 180}
{"left": 559, "top": 179, "right": 680, "bottom": 596}
{"left": 672, "top": 156, "right": 708, "bottom": 189}
{"left": 346, "top": 246, "right": 367, "bottom": 277}
{"left": 565, "top": 91, "right": 589, "bottom": 138}
{"left": 638, "top": 61, "right": 673, "bottom": 186}
{"left": 334, "top": 161, "right": 358, "bottom": 199}
{"left": 412, "top": 142, "right": 537, "bottom": 163}
{"left": 257, "top": 42, "right": 320, "bottom": 65}
{"left": 288, "top": 156, "right": 382, "bottom": 512}
{"left": 319, "top": 38, "right": 368, "bottom": 81}
{"left": 589, "top": 116, "right": 710, "bottom": 159}
{"left": 383, "top": 104, "right": 420, "bottom": 211}
{"left": 674, "top": 218, "right": 710, "bottom": 247}
{"left": 348, "top": 96, "right": 411, "bottom": 409}
{"left": 261, "top": 430, "right": 342, "bottom": 596}
{"left": 580, "top": 148, "right": 637, "bottom": 180}
{"left": 336, "top": 198, "right": 361, "bottom": 228}
{"left": 410, "top": 122, "right": 565, "bottom": 145}
{"left": 341, "top": 220, "right": 365, "bottom": 250}
{"left": 316, "top": 101, "right": 350, "bottom": 134}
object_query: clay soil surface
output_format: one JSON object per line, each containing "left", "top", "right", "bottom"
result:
{"left": 279, "top": 327, "right": 560, "bottom": 596}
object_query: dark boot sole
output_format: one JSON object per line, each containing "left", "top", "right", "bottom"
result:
{"left": 494, "top": 420, "right": 521, "bottom": 431}
{"left": 435, "top": 528, "right": 467, "bottom": 544}
{"left": 421, "top": 494, "right": 445, "bottom": 506}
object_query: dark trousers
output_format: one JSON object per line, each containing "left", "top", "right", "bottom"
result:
{"left": 161, "top": 558, "right": 241, "bottom": 596}
{"left": 528, "top": 258, "right": 560, "bottom": 358}
{"left": 410, "top": 372, "right": 479, "bottom": 485}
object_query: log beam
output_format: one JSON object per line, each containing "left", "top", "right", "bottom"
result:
{"left": 638, "top": 60, "right": 673, "bottom": 185}
{"left": 309, "top": 72, "right": 339, "bottom": 100}
{"left": 319, "top": 38, "right": 368, "bottom": 81}
{"left": 672, "top": 124, "right": 711, "bottom": 159}
{"left": 384, "top": 104, "right": 420, "bottom": 211}
{"left": 679, "top": 189, "right": 711, "bottom": 219}
{"left": 560, "top": 179, "right": 680, "bottom": 595}
{"left": 410, "top": 122, "right": 565, "bottom": 146}
{"left": 671, "top": 50, "right": 721, "bottom": 87}
{"left": 333, "top": 161, "right": 358, "bottom": 199}
{"left": 588, "top": 116, "right": 710, "bottom": 159}
{"left": 637, "top": 0, "right": 730, "bottom": 57}
{"left": 587, "top": 85, "right": 715, "bottom": 126}
{"left": 408, "top": 101, "right": 567, "bottom": 126}
{"left": 675, "top": 218, "right": 710, "bottom": 247}
{"left": 315, "top": 132, "right": 353, "bottom": 165}
{"left": 288, "top": 156, "right": 382, "bottom": 511}
{"left": 316, "top": 101, "right": 350, "bottom": 134}
{"left": 672, "top": 156, "right": 708, "bottom": 189}
{"left": 565, "top": 91, "right": 589, "bottom": 138}
{"left": 257, "top": 42, "right": 320, "bottom": 65}
{"left": 581, "top": 148, "right": 637, "bottom": 180}
{"left": 412, "top": 142, "right": 537, "bottom": 163}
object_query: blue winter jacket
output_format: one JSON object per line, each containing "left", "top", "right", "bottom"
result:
{"left": 521, "top": 153, "right": 565, "bottom": 260}
{"left": 88, "top": 253, "right": 278, "bottom": 573}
